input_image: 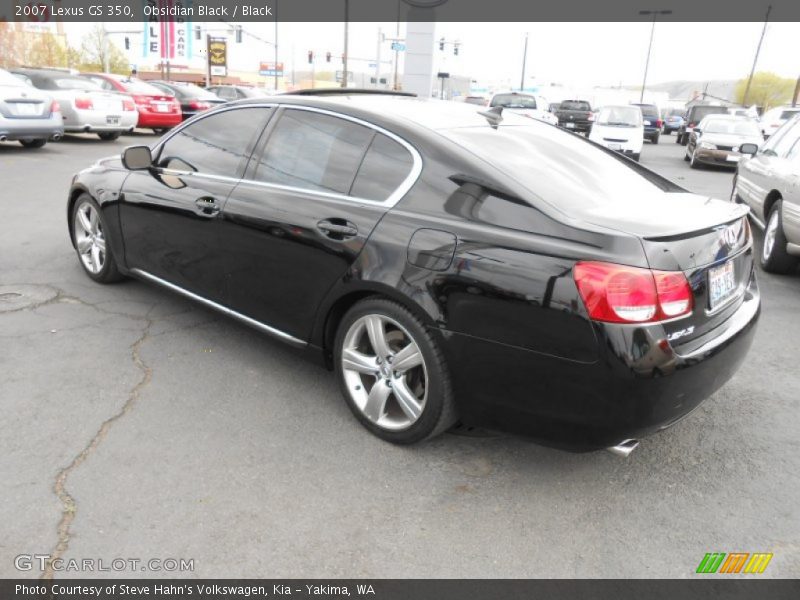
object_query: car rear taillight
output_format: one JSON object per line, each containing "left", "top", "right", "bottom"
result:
{"left": 123, "top": 98, "right": 135, "bottom": 111}
{"left": 656, "top": 119, "right": 663, "bottom": 128}
{"left": 587, "top": 113, "right": 595, "bottom": 121}
{"left": 188, "top": 100, "right": 211, "bottom": 110}
{"left": 50, "top": 100, "right": 60, "bottom": 113}
{"left": 688, "top": 122, "right": 695, "bottom": 128}
{"left": 132, "top": 95, "right": 150, "bottom": 106}
{"left": 74, "top": 97, "right": 93, "bottom": 110}
{"left": 574, "top": 261, "right": 693, "bottom": 324}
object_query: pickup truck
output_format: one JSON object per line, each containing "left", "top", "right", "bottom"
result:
{"left": 556, "top": 99, "right": 594, "bottom": 134}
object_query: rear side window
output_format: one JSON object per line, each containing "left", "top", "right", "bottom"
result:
{"left": 255, "top": 109, "right": 374, "bottom": 195}
{"left": 351, "top": 134, "right": 413, "bottom": 201}
{"left": 157, "top": 107, "right": 272, "bottom": 177}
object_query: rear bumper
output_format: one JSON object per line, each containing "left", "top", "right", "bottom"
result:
{"left": 137, "top": 110, "right": 182, "bottom": 128}
{"left": 63, "top": 110, "right": 138, "bottom": 132}
{"left": 559, "top": 122, "right": 591, "bottom": 132}
{"left": 444, "top": 272, "right": 760, "bottom": 451}
{"left": 0, "top": 117, "right": 63, "bottom": 140}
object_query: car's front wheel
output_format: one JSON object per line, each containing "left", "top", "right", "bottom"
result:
{"left": 334, "top": 298, "right": 457, "bottom": 444}
{"left": 761, "top": 200, "right": 798, "bottom": 274}
{"left": 689, "top": 149, "right": 701, "bottom": 169}
{"left": 71, "top": 194, "right": 124, "bottom": 283}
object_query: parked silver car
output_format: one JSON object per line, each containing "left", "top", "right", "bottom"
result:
{"left": 733, "top": 114, "right": 800, "bottom": 273}
{"left": 0, "top": 68, "right": 63, "bottom": 148}
{"left": 11, "top": 68, "right": 138, "bottom": 140}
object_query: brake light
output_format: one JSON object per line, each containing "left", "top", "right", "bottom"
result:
{"left": 50, "top": 100, "right": 60, "bottom": 113}
{"left": 122, "top": 98, "right": 135, "bottom": 111}
{"left": 74, "top": 97, "right": 93, "bottom": 110}
{"left": 132, "top": 94, "right": 149, "bottom": 106}
{"left": 656, "top": 119, "right": 663, "bottom": 128}
{"left": 588, "top": 113, "right": 595, "bottom": 121}
{"left": 188, "top": 100, "right": 211, "bottom": 110}
{"left": 688, "top": 122, "right": 695, "bottom": 128}
{"left": 574, "top": 261, "right": 693, "bottom": 324}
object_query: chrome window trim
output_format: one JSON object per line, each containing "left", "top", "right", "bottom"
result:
{"left": 130, "top": 268, "right": 307, "bottom": 349}
{"left": 151, "top": 101, "right": 423, "bottom": 208}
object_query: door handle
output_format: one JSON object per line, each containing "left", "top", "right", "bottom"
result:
{"left": 194, "top": 196, "right": 220, "bottom": 217}
{"left": 317, "top": 219, "right": 358, "bottom": 239}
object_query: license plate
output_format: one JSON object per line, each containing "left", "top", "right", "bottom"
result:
{"left": 726, "top": 155, "right": 740, "bottom": 162}
{"left": 643, "top": 120, "right": 651, "bottom": 125}
{"left": 566, "top": 122, "right": 575, "bottom": 129}
{"left": 155, "top": 103, "right": 169, "bottom": 112}
{"left": 608, "top": 143, "right": 622, "bottom": 150}
{"left": 106, "top": 115, "right": 120, "bottom": 125}
{"left": 708, "top": 260, "right": 736, "bottom": 309}
{"left": 16, "top": 103, "right": 38, "bottom": 116}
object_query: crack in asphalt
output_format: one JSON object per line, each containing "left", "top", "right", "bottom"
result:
{"left": 41, "top": 311, "right": 154, "bottom": 581}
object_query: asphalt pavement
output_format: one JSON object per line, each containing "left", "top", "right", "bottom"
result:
{"left": 1, "top": 130, "right": 798, "bottom": 579}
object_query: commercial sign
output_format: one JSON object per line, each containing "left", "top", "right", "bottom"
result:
{"left": 142, "top": 1, "right": 193, "bottom": 66}
{"left": 259, "top": 62, "right": 284, "bottom": 77}
{"left": 208, "top": 37, "right": 227, "bottom": 76}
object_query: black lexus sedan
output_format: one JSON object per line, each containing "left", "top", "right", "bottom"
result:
{"left": 66, "top": 92, "right": 760, "bottom": 453}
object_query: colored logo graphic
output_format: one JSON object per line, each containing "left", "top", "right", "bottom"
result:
{"left": 696, "top": 552, "right": 773, "bottom": 574}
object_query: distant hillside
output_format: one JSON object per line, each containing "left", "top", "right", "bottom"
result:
{"left": 640, "top": 80, "right": 739, "bottom": 103}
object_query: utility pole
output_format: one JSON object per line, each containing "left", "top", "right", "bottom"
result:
{"left": 793, "top": 75, "right": 800, "bottom": 107}
{"left": 393, "top": 18, "right": 400, "bottom": 90}
{"left": 102, "top": 24, "right": 110, "bottom": 74}
{"left": 342, "top": 0, "right": 349, "bottom": 88}
{"left": 639, "top": 9, "right": 672, "bottom": 103}
{"left": 375, "top": 28, "right": 383, "bottom": 88}
{"left": 274, "top": 0, "right": 279, "bottom": 91}
{"left": 743, "top": 4, "right": 772, "bottom": 107}
{"left": 520, "top": 32, "right": 528, "bottom": 92}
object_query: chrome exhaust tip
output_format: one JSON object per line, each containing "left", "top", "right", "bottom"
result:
{"left": 52, "top": 133, "right": 62, "bottom": 141}
{"left": 0, "top": 135, "right": 7, "bottom": 142}
{"left": 607, "top": 439, "right": 639, "bottom": 458}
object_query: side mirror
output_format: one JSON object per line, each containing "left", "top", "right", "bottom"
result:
{"left": 122, "top": 145, "right": 153, "bottom": 170}
{"left": 694, "top": 128, "right": 701, "bottom": 136}
{"left": 740, "top": 143, "right": 758, "bottom": 156}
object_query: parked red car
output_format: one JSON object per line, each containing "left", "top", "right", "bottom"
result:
{"left": 79, "top": 73, "right": 181, "bottom": 132}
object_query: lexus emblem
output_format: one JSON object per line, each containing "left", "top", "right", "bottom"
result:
{"left": 723, "top": 225, "right": 739, "bottom": 249}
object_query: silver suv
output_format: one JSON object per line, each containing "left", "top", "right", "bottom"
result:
{"left": 733, "top": 114, "right": 800, "bottom": 273}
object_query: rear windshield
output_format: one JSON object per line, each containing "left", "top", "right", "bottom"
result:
{"left": 491, "top": 93, "right": 537, "bottom": 109}
{"left": 702, "top": 119, "right": 761, "bottom": 136}
{"left": 116, "top": 78, "right": 166, "bottom": 95}
{"left": 162, "top": 84, "right": 219, "bottom": 100}
{"left": 597, "top": 106, "right": 642, "bottom": 127}
{"left": 780, "top": 110, "right": 800, "bottom": 120}
{"left": 0, "top": 69, "right": 25, "bottom": 87}
{"left": 442, "top": 122, "right": 677, "bottom": 216}
{"left": 54, "top": 77, "right": 101, "bottom": 90}
{"left": 632, "top": 104, "right": 659, "bottom": 117}
{"left": 560, "top": 100, "right": 590, "bottom": 111}
{"left": 691, "top": 106, "right": 728, "bottom": 120}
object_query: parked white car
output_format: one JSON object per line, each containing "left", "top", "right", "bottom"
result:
{"left": 760, "top": 106, "right": 800, "bottom": 138}
{"left": 487, "top": 91, "right": 558, "bottom": 126}
{"left": 0, "top": 68, "right": 63, "bottom": 148}
{"left": 588, "top": 105, "right": 644, "bottom": 161}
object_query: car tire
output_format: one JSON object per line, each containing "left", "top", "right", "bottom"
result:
{"left": 632, "top": 153, "right": 640, "bottom": 162}
{"left": 334, "top": 298, "right": 457, "bottom": 445}
{"left": 153, "top": 128, "right": 169, "bottom": 134}
{"left": 730, "top": 176, "right": 743, "bottom": 203}
{"left": 652, "top": 132, "right": 660, "bottom": 145}
{"left": 97, "top": 132, "right": 121, "bottom": 141}
{"left": 689, "top": 149, "right": 701, "bottom": 169}
{"left": 19, "top": 139, "right": 46, "bottom": 148}
{"left": 684, "top": 148, "right": 690, "bottom": 162}
{"left": 70, "top": 194, "right": 124, "bottom": 284}
{"left": 675, "top": 132, "right": 682, "bottom": 144}
{"left": 761, "top": 200, "right": 798, "bottom": 274}
{"left": 680, "top": 134, "right": 688, "bottom": 146}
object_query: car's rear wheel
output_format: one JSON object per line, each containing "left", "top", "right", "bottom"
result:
{"left": 153, "top": 128, "right": 169, "bottom": 134}
{"left": 689, "top": 149, "right": 701, "bottom": 169}
{"left": 730, "top": 176, "right": 743, "bottom": 203}
{"left": 19, "top": 139, "right": 46, "bottom": 148}
{"left": 761, "top": 200, "right": 798, "bottom": 274}
{"left": 680, "top": 133, "right": 688, "bottom": 146}
{"left": 71, "top": 194, "right": 124, "bottom": 283}
{"left": 334, "top": 298, "right": 456, "bottom": 444}
{"left": 651, "top": 132, "right": 660, "bottom": 145}
{"left": 97, "top": 132, "right": 121, "bottom": 141}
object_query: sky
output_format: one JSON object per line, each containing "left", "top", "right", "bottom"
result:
{"left": 67, "top": 21, "right": 800, "bottom": 88}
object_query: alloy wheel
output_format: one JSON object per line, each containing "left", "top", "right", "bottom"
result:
{"left": 340, "top": 314, "right": 428, "bottom": 431}
{"left": 73, "top": 202, "right": 106, "bottom": 274}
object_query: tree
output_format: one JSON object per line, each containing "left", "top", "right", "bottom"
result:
{"left": 75, "top": 23, "right": 129, "bottom": 74}
{"left": 735, "top": 72, "right": 795, "bottom": 109}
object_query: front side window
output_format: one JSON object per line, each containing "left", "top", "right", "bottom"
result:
{"left": 157, "top": 107, "right": 272, "bottom": 177}
{"left": 255, "top": 109, "right": 374, "bottom": 195}
{"left": 762, "top": 119, "right": 800, "bottom": 157}
{"left": 491, "top": 94, "right": 537, "bottom": 109}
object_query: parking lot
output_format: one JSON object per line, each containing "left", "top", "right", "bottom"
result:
{"left": 1, "top": 131, "right": 798, "bottom": 579}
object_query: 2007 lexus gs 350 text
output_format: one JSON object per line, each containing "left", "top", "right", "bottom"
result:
{"left": 66, "top": 92, "right": 759, "bottom": 453}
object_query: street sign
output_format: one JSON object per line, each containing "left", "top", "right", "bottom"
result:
{"left": 437, "top": 72, "right": 450, "bottom": 79}
{"left": 391, "top": 42, "right": 406, "bottom": 51}
{"left": 335, "top": 71, "right": 354, "bottom": 83}
{"left": 259, "top": 62, "right": 284, "bottom": 77}
{"left": 208, "top": 38, "right": 227, "bottom": 77}
{"left": 210, "top": 66, "right": 227, "bottom": 76}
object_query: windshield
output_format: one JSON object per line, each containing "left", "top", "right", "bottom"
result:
{"left": 780, "top": 110, "right": 800, "bottom": 120}
{"left": 702, "top": 119, "right": 761, "bottom": 136}
{"left": 491, "top": 93, "right": 537, "bottom": 109}
{"left": 0, "top": 69, "right": 25, "bottom": 87}
{"left": 597, "top": 106, "right": 641, "bottom": 127}
{"left": 165, "top": 84, "right": 219, "bottom": 100}
{"left": 560, "top": 100, "right": 590, "bottom": 111}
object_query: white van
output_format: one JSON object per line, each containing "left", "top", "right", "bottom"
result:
{"left": 588, "top": 105, "right": 644, "bottom": 161}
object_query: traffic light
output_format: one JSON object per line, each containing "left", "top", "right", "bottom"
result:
{"left": 124, "top": 37, "right": 130, "bottom": 50}
{"left": 326, "top": 52, "right": 331, "bottom": 63}
{"left": 439, "top": 38, "right": 445, "bottom": 51}
{"left": 195, "top": 26, "right": 201, "bottom": 40}
{"left": 235, "top": 26, "right": 243, "bottom": 43}
{"left": 308, "top": 51, "right": 314, "bottom": 64}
